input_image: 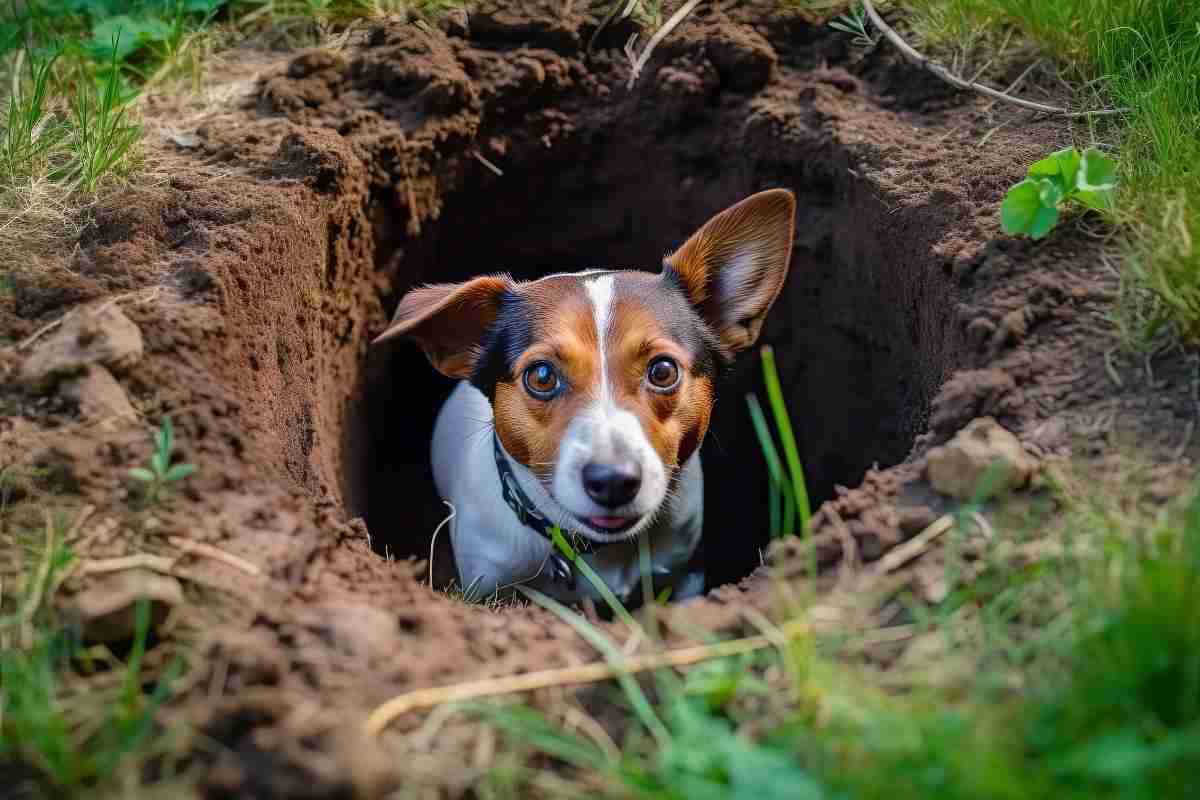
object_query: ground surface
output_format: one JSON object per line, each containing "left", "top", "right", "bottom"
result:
{"left": 2, "top": 1, "right": 1198, "bottom": 796}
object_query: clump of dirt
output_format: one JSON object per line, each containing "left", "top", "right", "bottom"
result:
{"left": 2, "top": 1, "right": 1198, "bottom": 796}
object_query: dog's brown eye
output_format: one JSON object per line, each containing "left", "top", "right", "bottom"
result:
{"left": 646, "top": 357, "right": 680, "bottom": 391}
{"left": 523, "top": 361, "right": 561, "bottom": 399}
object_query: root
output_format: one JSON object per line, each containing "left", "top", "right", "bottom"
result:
{"left": 364, "top": 622, "right": 804, "bottom": 735}
{"left": 624, "top": 0, "right": 704, "bottom": 89}
{"left": 860, "top": 0, "right": 1124, "bottom": 117}
{"left": 168, "top": 536, "right": 262, "bottom": 577}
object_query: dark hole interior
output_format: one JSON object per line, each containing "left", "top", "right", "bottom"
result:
{"left": 344, "top": 131, "right": 959, "bottom": 592}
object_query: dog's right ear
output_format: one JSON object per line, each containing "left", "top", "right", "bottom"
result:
{"left": 372, "top": 275, "right": 512, "bottom": 379}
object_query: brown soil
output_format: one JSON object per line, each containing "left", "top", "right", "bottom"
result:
{"left": 2, "top": 1, "right": 1198, "bottom": 796}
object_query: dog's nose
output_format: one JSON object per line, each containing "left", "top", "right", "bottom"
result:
{"left": 582, "top": 462, "right": 642, "bottom": 508}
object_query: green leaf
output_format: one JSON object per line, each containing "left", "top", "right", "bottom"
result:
{"left": 128, "top": 468, "right": 156, "bottom": 482}
{"left": 1037, "top": 177, "right": 1064, "bottom": 209}
{"left": 1028, "top": 204, "right": 1060, "bottom": 240}
{"left": 86, "top": 16, "right": 172, "bottom": 61}
{"left": 1001, "top": 179, "right": 1042, "bottom": 235}
{"left": 158, "top": 417, "right": 174, "bottom": 454}
{"left": 1028, "top": 147, "right": 1078, "bottom": 196}
{"left": 1075, "top": 189, "right": 1114, "bottom": 212}
{"left": 164, "top": 463, "right": 197, "bottom": 483}
{"left": 1078, "top": 147, "right": 1117, "bottom": 192}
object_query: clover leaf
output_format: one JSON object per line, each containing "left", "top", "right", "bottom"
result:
{"left": 1001, "top": 146, "right": 1117, "bottom": 239}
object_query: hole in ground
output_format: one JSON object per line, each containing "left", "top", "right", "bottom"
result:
{"left": 344, "top": 127, "right": 962, "bottom": 592}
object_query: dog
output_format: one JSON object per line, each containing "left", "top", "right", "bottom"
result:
{"left": 373, "top": 189, "right": 796, "bottom": 605}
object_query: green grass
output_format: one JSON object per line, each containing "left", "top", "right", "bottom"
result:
{"left": 0, "top": 521, "right": 187, "bottom": 795}
{"left": 472, "top": 463, "right": 1200, "bottom": 800}
{"left": 892, "top": 0, "right": 1200, "bottom": 346}
{"left": 0, "top": 0, "right": 470, "bottom": 235}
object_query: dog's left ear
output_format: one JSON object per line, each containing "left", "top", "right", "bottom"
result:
{"left": 663, "top": 188, "right": 795, "bottom": 354}
{"left": 372, "top": 274, "right": 511, "bottom": 379}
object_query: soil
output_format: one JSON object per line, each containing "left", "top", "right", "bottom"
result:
{"left": 2, "top": 1, "right": 1198, "bottom": 797}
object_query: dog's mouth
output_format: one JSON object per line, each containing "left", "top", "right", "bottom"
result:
{"left": 573, "top": 514, "right": 643, "bottom": 538}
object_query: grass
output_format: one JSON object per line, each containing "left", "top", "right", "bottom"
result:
{"left": 0, "top": 517, "right": 187, "bottom": 795}
{"left": 887, "top": 0, "right": 1200, "bottom": 347}
{"left": 472, "top": 455, "right": 1200, "bottom": 799}
{"left": 0, "top": 0, "right": 470, "bottom": 247}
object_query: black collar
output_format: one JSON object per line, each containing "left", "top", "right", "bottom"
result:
{"left": 493, "top": 433, "right": 608, "bottom": 588}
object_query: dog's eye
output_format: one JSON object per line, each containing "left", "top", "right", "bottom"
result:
{"left": 646, "top": 357, "right": 681, "bottom": 391}
{"left": 523, "top": 361, "right": 561, "bottom": 399}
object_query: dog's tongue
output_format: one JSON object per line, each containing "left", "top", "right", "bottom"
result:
{"left": 588, "top": 516, "right": 630, "bottom": 530}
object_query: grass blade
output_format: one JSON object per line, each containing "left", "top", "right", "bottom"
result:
{"left": 549, "top": 525, "right": 642, "bottom": 635}
{"left": 747, "top": 393, "right": 790, "bottom": 539}
{"left": 517, "top": 585, "right": 670, "bottom": 746}
{"left": 760, "top": 346, "right": 812, "bottom": 536}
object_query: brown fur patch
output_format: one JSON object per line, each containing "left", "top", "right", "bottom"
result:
{"left": 492, "top": 282, "right": 599, "bottom": 477}
{"left": 606, "top": 298, "right": 714, "bottom": 469}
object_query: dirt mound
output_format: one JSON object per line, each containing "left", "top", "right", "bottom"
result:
{"left": 3, "top": 2, "right": 1198, "bottom": 796}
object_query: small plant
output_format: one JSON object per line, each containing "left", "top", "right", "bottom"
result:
{"left": 129, "top": 417, "right": 196, "bottom": 504}
{"left": 829, "top": 3, "right": 879, "bottom": 49}
{"left": 67, "top": 38, "right": 141, "bottom": 194}
{"left": 1, "top": 47, "right": 67, "bottom": 188}
{"left": 1, "top": 601, "right": 183, "bottom": 789}
{"left": 1001, "top": 146, "right": 1117, "bottom": 240}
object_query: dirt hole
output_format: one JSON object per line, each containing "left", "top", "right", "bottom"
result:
{"left": 338, "top": 120, "right": 961, "bottom": 593}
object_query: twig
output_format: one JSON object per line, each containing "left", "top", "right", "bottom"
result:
{"left": 859, "top": 0, "right": 1124, "bottom": 117}
{"left": 364, "top": 626, "right": 799, "bottom": 735}
{"left": 168, "top": 536, "right": 262, "bottom": 577}
{"left": 624, "top": 0, "right": 703, "bottom": 89}
{"left": 470, "top": 150, "right": 504, "bottom": 177}
{"left": 64, "top": 504, "right": 96, "bottom": 544}
{"left": 78, "top": 553, "right": 179, "bottom": 576}
{"left": 870, "top": 514, "right": 955, "bottom": 576}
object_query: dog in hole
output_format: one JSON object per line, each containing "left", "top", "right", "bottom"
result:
{"left": 373, "top": 189, "right": 795, "bottom": 606}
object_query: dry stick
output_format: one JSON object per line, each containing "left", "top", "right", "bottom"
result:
{"left": 364, "top": 628, "right": 791, "bottom": 735}
{"left": 869, "top": 514, "right": 955, "bottom": 577}
{"left": 625, "top": 0, "right": 704, "bottom": 89}
{"left": 168, "top": 536, "right": 263, "bottom": 577}
{"left": 64, "top": 504, "right": 96, "bottom": 544}
{"left": 471, "top": 150, "right": 504, "bottom": 177}
{"left": 859, "top": 0, "right": 1124, "bottom": 117}
{"left": 78, "top": 553, "right": 179, "bottom": 576}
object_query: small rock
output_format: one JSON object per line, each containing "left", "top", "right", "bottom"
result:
{"left": 59, "top": 365, "right": 136, "bottom": 428}
{"left": 19, "top": 303, "right": 143, "bottom": 391}
{"left": 66, "top": 569, "right": 183, "bottom": 644}
{"left": 926, "top": 417, "right": 1036, "bottom": 501}
{"left": 169, "top": 131, "right": 200, "bottom": 149}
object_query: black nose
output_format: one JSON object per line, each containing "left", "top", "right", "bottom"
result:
{"left": 582, "top": 462, "right": 642, "bottom": 508}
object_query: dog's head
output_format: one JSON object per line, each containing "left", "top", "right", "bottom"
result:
{"left": 375, "top": 189, "right": 796, "bottom": 541}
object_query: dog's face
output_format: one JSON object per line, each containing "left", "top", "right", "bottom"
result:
{"left": 375, "top": 189, "right": 796, "bottom": 542}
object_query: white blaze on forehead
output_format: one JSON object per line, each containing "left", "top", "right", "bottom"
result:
{"left": 585, "top": 275, "right": 615, "bottom": 403}
{"left": 550, "top": 273, "right": 669, "bottom": 528}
